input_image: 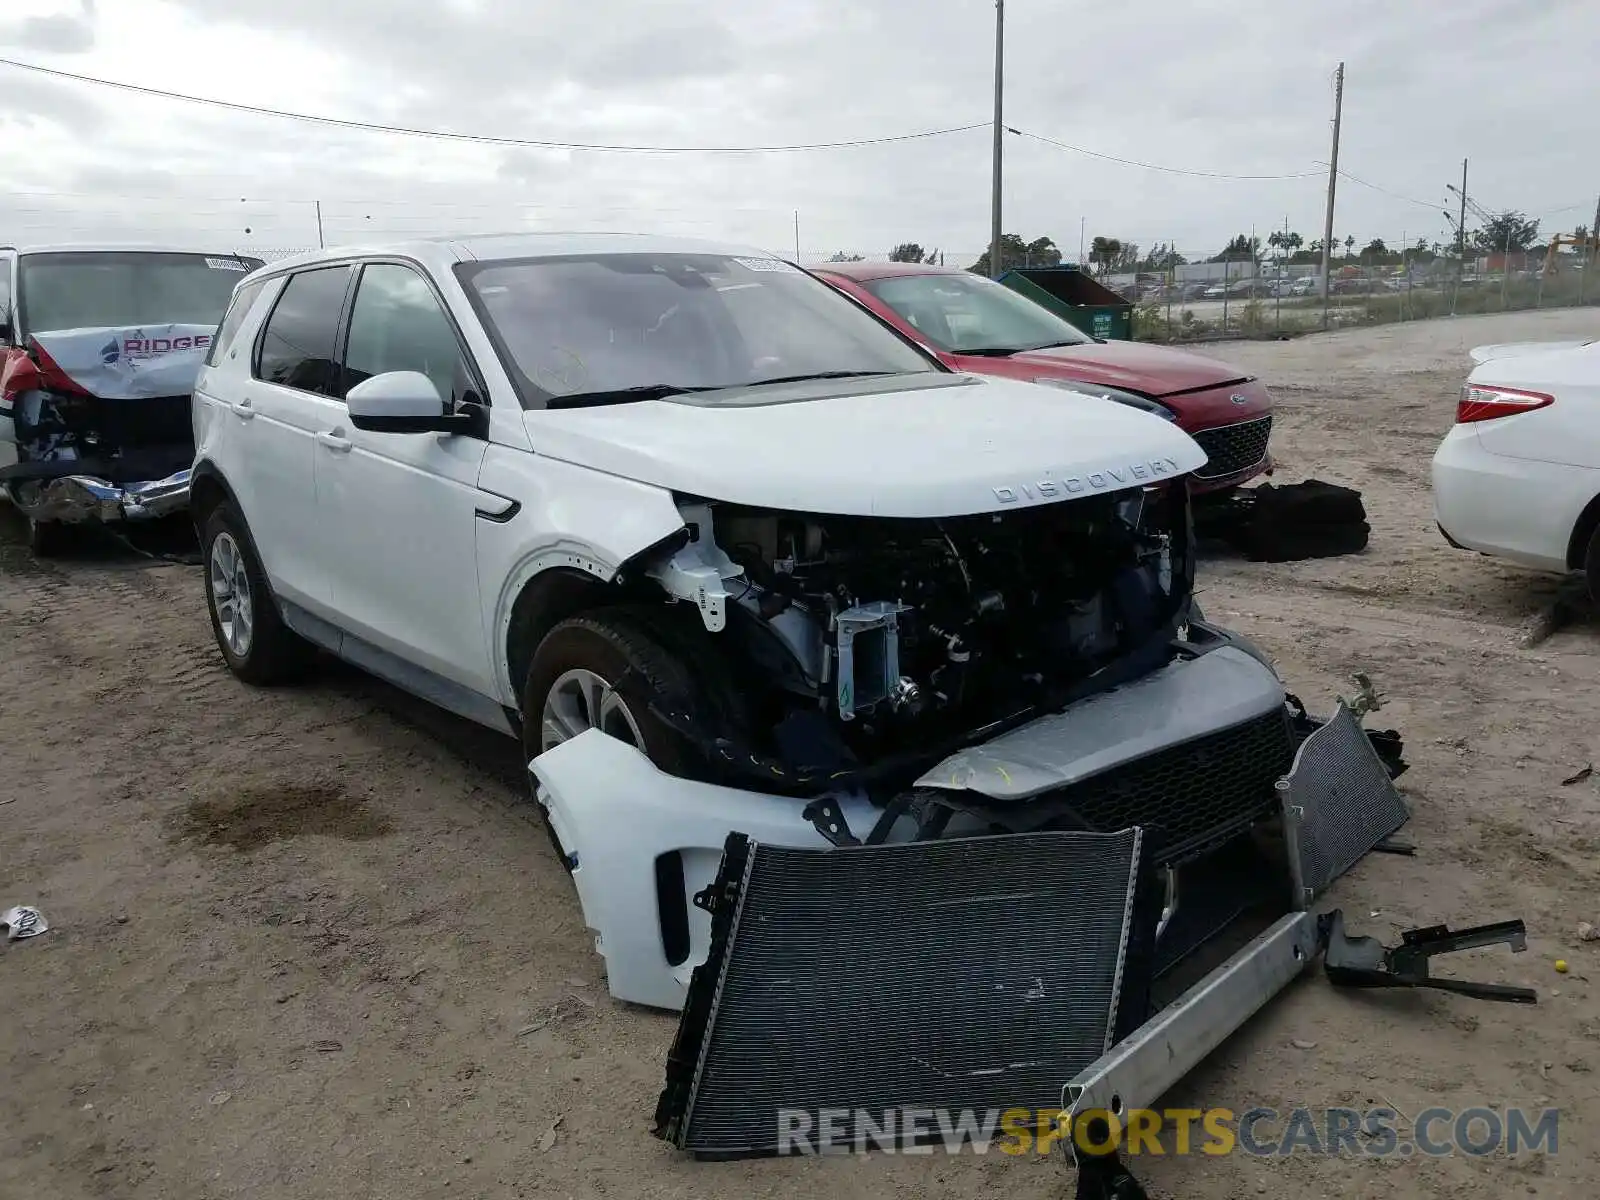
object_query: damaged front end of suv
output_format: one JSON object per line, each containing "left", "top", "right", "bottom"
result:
{"left": 0, "top": 247, "right": 263, "bottom": 551}
{"left": 526, "top": 420, "right": 1532, "bottom": 1200}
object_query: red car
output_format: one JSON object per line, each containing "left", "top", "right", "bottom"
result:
{"left": 811, "top": 261, "right": 1275, "bottom": 494}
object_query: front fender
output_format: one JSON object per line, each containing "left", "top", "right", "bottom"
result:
{"left": 476, "top": 446, "right": 690, "bottom": 704}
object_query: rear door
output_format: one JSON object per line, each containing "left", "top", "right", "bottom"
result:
{"left": 313, "top": 259, "right": 497, "bottom": 707}
{"left": 192, "top": 272, "right": 269, "bottom": 505}
{"left": 236, "top": 264, "right": 355, "bottom": 616}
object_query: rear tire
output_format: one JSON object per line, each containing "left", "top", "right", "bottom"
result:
{"left": 201, "top": 502, "right": 314, "bottom": 685}
{"left": 1585, "top": 525, "right": 1600, "bottom": 608}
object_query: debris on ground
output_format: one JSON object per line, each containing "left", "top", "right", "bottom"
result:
{"left": 1518, "top": 576, "right": 1593, "bottom": 649}
{"left": 1578, "top": 922, "right": 1599, "bottom": 942}
{"left": 1562, "top": 764, "right": 1593, "bottom": 787}
{"left": 516, "top": 995, "right": 597, "bottom": 1038}
{"left": 2, "top": 906, "right": 48, "bottom": 940}
{"left": 538, "top": 1115, "right": 564, "bottom": 1152}
{"left": 1197, "top": 479, "right": 1370, "bottom": 562}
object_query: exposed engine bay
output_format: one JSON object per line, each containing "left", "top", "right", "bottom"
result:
{"left": 648, "top": 482, "right": 1191, "bottom": 778}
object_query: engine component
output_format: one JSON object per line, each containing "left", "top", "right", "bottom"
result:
{"left": 691, "top": 482, "right": 1194, "bottom": 767}
{"left": 833, "top": 601, "right": 908, "bottom": 721}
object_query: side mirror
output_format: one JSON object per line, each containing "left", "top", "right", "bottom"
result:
{"left": 345, "top": 370, "right": 470, "bottom": 434}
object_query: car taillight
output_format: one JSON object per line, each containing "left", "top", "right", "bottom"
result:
{"left": 1456, "top": 383, "right": 1554, "bottom": 424}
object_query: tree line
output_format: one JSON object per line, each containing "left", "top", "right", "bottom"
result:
{"left": 824, "top": 209, "right": 1570, "bottom": 275}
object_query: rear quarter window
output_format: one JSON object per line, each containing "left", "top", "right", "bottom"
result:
{"left": 252, "top": 265, "right": 354, "bottom": 395}
{"left": 205, "top": 279, "right": 267, "bottom": 368}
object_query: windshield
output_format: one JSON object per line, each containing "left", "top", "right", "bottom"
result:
{"left": 858, "top": 271, "right": 1094, "bottom": 355}
{"left": 455, "top": 252, "right": 939, "bottom": 407}
{"left": 17, "top": 251, "right": 263, "bottom": 335}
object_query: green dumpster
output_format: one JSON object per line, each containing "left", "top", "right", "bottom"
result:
{"left": 997, "top": 266, "right": 1134, "bottom": 341}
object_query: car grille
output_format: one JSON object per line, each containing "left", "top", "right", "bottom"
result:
{"left": 1034, "top": 707, "right": 1294, "bottom": 865}
{"left": 1193, "top": 415, "right": 1272, "bottom": 480}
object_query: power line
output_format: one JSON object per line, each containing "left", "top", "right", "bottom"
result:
{"left": 0, "top": 190, "right": 800, "bottom": 216}
{"left": 1007, "top": 126, "right": 1320, "bottom": 181}
{"left": 1328, "top": 167, "right": 1440, "bottom": 211}
{"left": 0, "top": 56, "right": 986, "bottom": 153}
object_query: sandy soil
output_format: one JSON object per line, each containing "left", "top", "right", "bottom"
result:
{"left": 4, "top": 308, "right": 1600, "bottom": 1199}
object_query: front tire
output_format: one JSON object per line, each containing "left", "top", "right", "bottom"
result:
{"left": 201, "top": 503, "right": 313, "bottom": 685}
{"left": 522, "top": 607, "right": 744, "bottom": 779}
{"left": 25, "top": 515, "right": 67, "bottom": 557}
{"left": 523, "top": 608, "right": 745, "bottom": 871}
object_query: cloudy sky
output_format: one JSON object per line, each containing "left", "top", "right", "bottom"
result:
{"left": 0, "top": 0, "right": 1593, "bottom": 266}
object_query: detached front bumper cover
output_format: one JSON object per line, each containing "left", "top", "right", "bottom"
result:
{"left": 8, "top": 468, "right": 191, "bottom": 523}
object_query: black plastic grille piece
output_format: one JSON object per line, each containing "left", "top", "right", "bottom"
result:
{"left": 1152, "top": 834, "right": 1288, "bottom": 980}
{"left": 1193, "top": 415, "right": 1273, "bottom": 480}
{"left": 657, "top": 829, "right": 1146, "bottom": 1157}
{"left": 1281, "top": 702, "right": 1410, "bottom": 901}
{"left": 1036, "top": 708, "right": 1293, "bottom": 866}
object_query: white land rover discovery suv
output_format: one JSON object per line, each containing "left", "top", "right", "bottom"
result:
{"left": 192, "top": 232, "right": 1316, "bottom": 1010}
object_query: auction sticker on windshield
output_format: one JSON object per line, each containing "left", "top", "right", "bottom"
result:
{"left": 205, "top": 257, "right": 250, "bottom": 271}
{"left": 732, "top": 257, "right": 794, "bottom": 272}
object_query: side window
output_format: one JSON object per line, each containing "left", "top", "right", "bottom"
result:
{"left": 341, "top": 263, "right": 478, "bottom": 406}
{"left": 253, "top": 265, "right": 353, "bottom": 395}
{"left": 205, "top": 278, "right": 266, "bottom": 368}
{"left": 0, "top": 257, "right": 12, "bottom": 342}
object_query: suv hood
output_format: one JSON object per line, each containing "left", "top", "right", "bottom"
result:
{"left": 1000, "top": 341, "right": 1250, "bottom": 397}
{"left": 524, "top": 373, "right": 1206, "bottom": 518}
{"left": 24, "top": 324, "right": 215, "bottom": 399}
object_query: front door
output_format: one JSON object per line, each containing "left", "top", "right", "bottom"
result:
{"left": 312, "top": 260, "right": 499, "bottom": 707}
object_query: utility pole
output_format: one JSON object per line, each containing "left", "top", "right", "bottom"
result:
{"left": 1450, "top": 158, "right": 1467, "bottom": 316}
{"left": 1590, "top": 193, "right": 1600, "bottom": 265}
{"left": 793, "top": 210, "right": 800, "bottom": 261}
{"left": 989, "top": 0, "right": 1004, "bottom": 279}
{"left": 1276, "top": 214, "right": 1287, "bottom": 330}
{"left": 314, "top": 199, "right": 325, "bottom": 249}
{"left": 1319, "top": 61, "right": 1344, "bottom": 328}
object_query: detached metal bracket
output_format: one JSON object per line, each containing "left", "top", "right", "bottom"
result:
{"left": 802, "top": 796, "right": 860, "bottom": 846}
{"left": 1320, "top": 909, "right": 1537, "bottom": 1004}
{"left": 1344, "top": 670, "right": 1383, "bottom": 719}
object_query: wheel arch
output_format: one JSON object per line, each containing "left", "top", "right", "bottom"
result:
{"left": 1566, "top": 489, "right": 1600, "bottom": 570}
{"left": 501, "top": 527, "right": 693, "bottom": 716}
{"left": 189, "top": 459, "right": 239, "bottom": 533}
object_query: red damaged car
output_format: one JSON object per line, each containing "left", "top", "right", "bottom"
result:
{"left": 811, "top": 261, "right": 1275, "bottom": 494}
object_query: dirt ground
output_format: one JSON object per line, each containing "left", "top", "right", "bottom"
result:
{"left": 4, "top": 308, "right": 1599, "bottom": 1200}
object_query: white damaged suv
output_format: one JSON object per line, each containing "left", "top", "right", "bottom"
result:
{"left": 193, "top": 233, "right": 1329, "bottom": 1010}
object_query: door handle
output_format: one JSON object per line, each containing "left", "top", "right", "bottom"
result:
{"left": 228, "top": 397, "right": 256, "bottom": 420}
{"left": 316, "top": 430, "right": 352, "bottom": 454}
